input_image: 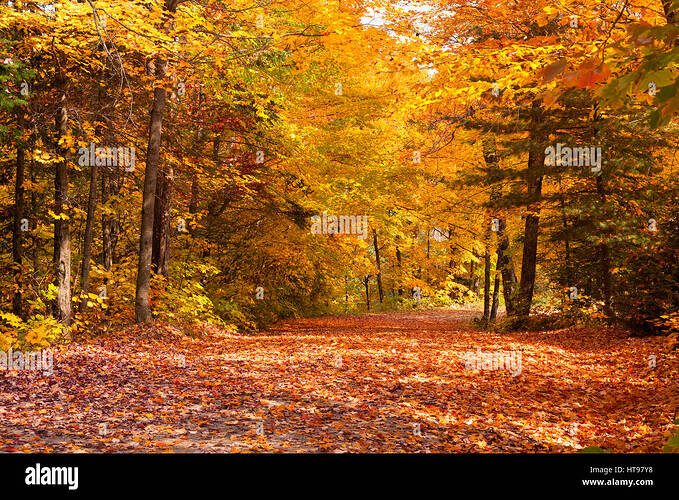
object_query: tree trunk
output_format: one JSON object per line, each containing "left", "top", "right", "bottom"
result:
{"left": 396, "top": 245, "right": 403, "bottom": 296}
{"left": 54, "top": 94, "right": 71, "bottom": 326}
{"left": 135, "top": 56, "right": 168, "bottom": 323}
{"left": 79, "top": 160, "right": 98, "bottom": 312}
{"left": 482, "top": 224, "right": 491, "bottom": 324}
{"left": 101, "top": 168, "right": 113, "bottom": 270}
{"left": 469, "top": 258, "right": 480, "bottom": 294}
{"left": 517, "top": 101, "right": 545, "bottom": 318}
{"left": 12, "top": 110, "right": 25, "bottom": 316}
{"left": 188, "top": 175, "right": 199, "bottom": 237}
{"left": 595, "top": 175, "right": 614, "bottom": 318}
{"left": 364, "top": 275, "right": 370, "bottom": 311}
{"left": 482, "top": 134, "right": 518, "bottom": 317}
{"left": 497, "top": 218, "right": 518, "bottom": 316}
{"left": 135, "top": 0, "right": 178, "bottom": 323}
{"left": 490, "top": 265, "right": 500, "bottom": 321}
{"left": 558, "top": 178, "right": 573, "bottom": 287}
{"left": 29, "top": 135, "right": 37, "bottom": 272}
{"left": 152, "top": 164, "right": 173, "bottom": 277}
{"left": 373, "top": 229, "right": 384, "bottom": 303}
{"left": 447, "top": 226, "right": 456, "bottom": 270}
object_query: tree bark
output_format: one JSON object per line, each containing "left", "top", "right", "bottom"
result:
{"left": 396, "top": 245, "right": 403, "bottom": 296}
{"left": 596, "top": 175, "right": 614, "bottom": 318}
{"left": 497, "top": 218, "right": 518, "bottom": 316}
{"left": 135, "top": 0, "right": 178, "bottom": 323}
{"left": 482, "top": 135, "right": 518, "bottom": 316}
{"left": 558, "top": 178, "right": 573, "bottom": 287}
{"left": 12, "top": 110, "right": 25, "bottom": 316}
{"left": 516, "top": 102, "right": 545, "bottom": 318}
{"left": 101, "top": 168, "right": 113, "bottom": 270}
{"left": 152, "top": 164, "right": 173, "bottom": 277}
{"left": 364, "top": 275, "right": 370, "bottom": 311}
{"left": 482, "top": 223, "right": 491, "bottom": 323}
{"left": 79, "top": 160, "right": 98, "bottom": 312}
{"left": 373, "top": 229, "right": 384, "bottom": 303}
{"left": 54, "top": 94, "right": 71, "bottom": 325}
{"left": 135, "top": 56, "right": 168, "bottom": 323}
{"left": 490, "top": 263, "right": 501, "bottom": 321}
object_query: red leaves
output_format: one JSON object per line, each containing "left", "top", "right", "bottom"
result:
{"left": 540, "top": 59, "right": 568, "bottom": 83}
{"left": 563, "top": 60, "right": 612, "bottom": 89}
{"left": 0, "top": 311, "right": 676, "bottom": 453}
{"left": 541, "top": 58, "right": 613, "bottom": 90}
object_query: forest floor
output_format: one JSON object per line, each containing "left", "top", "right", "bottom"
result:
{"left": 1, "top": 309, "right": 677, "bottom": 453}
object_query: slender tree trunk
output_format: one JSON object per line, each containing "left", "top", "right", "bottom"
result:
{"left": 516, "top": 188, "right": 542, "bottom": 318}
{"left": 79, "top": 160, "right": 98, "bottom": 312}
{"left": 481, "top": 134, "right": 514, "bottom": 320}
{"left": 364, "top": 275, "right": 370, "bottom": 311}
{"left": 497, "top": 218, "right": 518, "bottom": 316}
{"left": 490, "top": 264, "right": 500, "bottom": 321}
{"left": 12, "top": 110, "right": 25, "bottom": 316}
{"left": 517, "top": 101, "right": 546, "bottom": 318}
{"left": 188, "top": 175, "right": 199, "bottom": 237}
{"left": 373, "top": 229, "right": 383, "bottom": 303}
{"left": 29, "top": 135, "right": 37, "bottom": 272}
{"left": 469, "top": 258, "right": 480, "bottom": 294}
{"left": 447, "top": 226, "right": 456, "bottom": 270}
{"left": 595, "top": 175, "right": 614, "bottom": 318}
{"left": 482, "top": 224, "right": 491, "bottom": 323}
{"left": 396, "top": 245, "right": 403, "bottom": 296}
{"left": 558, "top": 178, "right": 573, "bottom": 287}
{"left": 101, "top": 168, "right": 113, "bottom": 270}
{"left": 135, "top": 57, "right": 168, "bottom": 323}
{"left": 152, "top": 165, "right": 173, "bottom": 276}
{"left": 135, "top": 0, "right": 178, "bottom": 323}
{"left": 54, "top": 94, "right": 71, "bottom": 325}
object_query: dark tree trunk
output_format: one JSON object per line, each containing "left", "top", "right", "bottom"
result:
{"left": 595, "top": 175, "right": 614, "bottom": 318}
{"left": 101, "top": 168, "right": 113, "bottom": 270}
{"left": 490, "top": 267, "right": 501, "bottom": 321}
{"left": 135, "top": 56, "right": 168, "bottom": 323}
{"left": 447, "top": 226, "right": 456, "bottom": 270}
{"left": 558, "top": 178, "right": 573, "bottom": 287}
{"left": 481, "top": 134, "right": 514, "bottom": 320}
{"left": 12, "top": 110, "right": 25, "bottom": 316}
{"left": 152, "top": 165, "right": 173, "bottom": 277}
{"left": 135, "top": 0, "right": 178, "bottom": 323}
{"left": 29, "top": 136, "right": 37, "bottom": 272}
{"left": 373, "top": 229, "right": 384, "bottom": 303}
{"left": 497, "top": 219, "right": 518, "bottom": 316}
{"left": 517, "top": 101, "right": 546, "bottom": 318}
{"left": 396, "top": 245, "right": 403, "bottom": 296}
{"left": 79, "top": 160, "right": 98, "bottom": 312}
{"left": 482, "top": 224, "right": 491, "bottom": 324}
{"left": 188, "top": 175, "right": 199, "bottom": 237}
{"left": 364, "top": 275, "right": 370, "bottom": 311}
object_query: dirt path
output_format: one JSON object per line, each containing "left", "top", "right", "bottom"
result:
{"left": 1, "top": 309, "right": 677, "bottom": 453}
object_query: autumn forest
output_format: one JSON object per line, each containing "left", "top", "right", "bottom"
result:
{"left": 0, "top": 0, "right": 678, "bottom": 457}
